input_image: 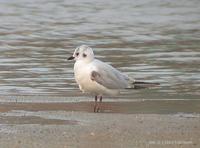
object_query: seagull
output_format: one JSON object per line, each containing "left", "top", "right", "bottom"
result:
{"left": 68, "top": 45, "right": 159, "bottom": 112}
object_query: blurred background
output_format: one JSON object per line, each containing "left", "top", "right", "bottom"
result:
{"left": 0, "top": 0, "right": 199, "bottom": 100}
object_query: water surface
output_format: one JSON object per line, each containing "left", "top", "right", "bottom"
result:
{"left": 0, "top": 0, "right": 200, "bottom": 100}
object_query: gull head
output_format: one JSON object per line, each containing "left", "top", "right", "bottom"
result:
{"left": 68, "top": 45, "right": 94, "bottom": 63}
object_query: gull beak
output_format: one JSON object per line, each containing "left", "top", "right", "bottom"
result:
{"left": 67, "top": 56, "right": 75, "bottom": 60}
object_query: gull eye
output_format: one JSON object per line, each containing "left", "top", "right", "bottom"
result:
{"left": 83, "top": 53, "right": 87, "bottom": 58}
{"left": 76, "top": 52, "right": 79, "bottom": 56}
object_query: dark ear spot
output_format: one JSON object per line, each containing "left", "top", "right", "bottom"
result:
{"left": 83, "top": 53, "right": 87, "bottom": 58}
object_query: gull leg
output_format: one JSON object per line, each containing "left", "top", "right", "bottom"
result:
{"left": 97, "top": 96, "right": 102, "bottom": 112}
{"left": 94, "top": 96, "right": 98, "bottom": 112}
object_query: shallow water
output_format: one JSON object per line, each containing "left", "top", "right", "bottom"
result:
{"left": 0, "top": 0, "right": 200, "bottom": 100}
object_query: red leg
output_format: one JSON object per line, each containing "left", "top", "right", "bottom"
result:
{"left": 94, "top": 96, "right": 98, "bottom": 112}
{"left": 97, "top": 96, "right": 102, "bottom": 112}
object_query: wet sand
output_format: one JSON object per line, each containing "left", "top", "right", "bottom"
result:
{"left": 0, "top": 100, "right": 200, "bottom": 114}
{"left": 0, "top": 99, "right": 200, "bottom": 148}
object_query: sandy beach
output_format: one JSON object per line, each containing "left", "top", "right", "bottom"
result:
{"left": 0, "top": 98, "right": 199, "bottom": 148}
{"left": 0, "top": 0, "right": 200, "bottom": 147}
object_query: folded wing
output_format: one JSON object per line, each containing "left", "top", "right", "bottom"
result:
{"left": 90, "top": 60, "right": 131, "bottom": 89}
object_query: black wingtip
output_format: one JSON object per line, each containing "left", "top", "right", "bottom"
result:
{"left": 134, "top": 81, "right": 160, "bottom": 85}
{"left": 132, "top": 81, "right": 160, "bottom": 89}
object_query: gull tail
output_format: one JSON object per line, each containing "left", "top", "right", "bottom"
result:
{"left": 127, "top": 81, "right": 160, "bottom": 89}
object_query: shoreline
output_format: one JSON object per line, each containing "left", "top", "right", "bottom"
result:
{"left": 0, "top": 111, "right": 199, "bottom": 148}
{"left": 0, "top": 97, "right": 199, "bottom": 148}
{"left": 0, "top": 100, "right": 200, "bottom": 114}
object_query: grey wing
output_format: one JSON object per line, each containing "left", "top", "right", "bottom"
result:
{"left": 90, "top": 61, "right": 130, "bottom": 89}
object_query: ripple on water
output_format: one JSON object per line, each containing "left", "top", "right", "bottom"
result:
{"left": 0, "top": 0, "right": 200, "bottom": 99}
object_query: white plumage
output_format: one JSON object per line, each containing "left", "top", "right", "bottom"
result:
{"left": 68, "top": 45, "right": 159, "bottom": 112}
{"left": 72, "top": 45, "right": 133, "bottom": 95}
